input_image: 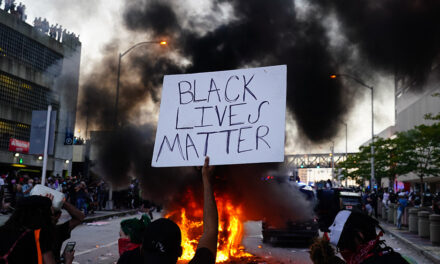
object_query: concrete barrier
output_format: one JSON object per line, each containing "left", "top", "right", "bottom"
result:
{"left": 418, "top": 211, "right": 430, "bottom": 238}
{"left": 402, "top": 206, "right": 409, "bottom": 227}
{"left": 388, "top": 203, "right": 395, "bottom": 223}
{"left": 430, "top": 214, "right": 440, "bottom": 246}
{"left": 409, "top": 208, "right": 419, "bottom": 233}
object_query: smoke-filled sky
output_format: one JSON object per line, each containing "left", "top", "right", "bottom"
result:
{"left": 19, "top": 0, "right": 420, "bottom": 155}
{"left": 18, "top": 0, "right": 440, "bottom": 223}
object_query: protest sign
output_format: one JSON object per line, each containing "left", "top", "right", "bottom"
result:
{"left": 152, "top": 65, "right": 287, "bottom": 167}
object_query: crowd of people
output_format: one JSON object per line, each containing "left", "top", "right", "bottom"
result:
{"left": 32, "top": 17, "right": 80, "bottom": 46}
{"left": 1, "top": 0, "right": 26, "bottom": 21}
{"left": 1, "top": 0, "right": 80, "bottom": 47}
{"left": 2, "top": 156, "right": 420, "bottom": 264}
{"left": 3, "top": 160, "right": 440, "bottom": 264}
{"left": 361, "top": 187, "right": 440, "bottom": 227}
{"left": 0, "top": 157, "right": 218, "bottom": 264}
{"left": 0, "top": 171, "right": 145, "bottom": 216}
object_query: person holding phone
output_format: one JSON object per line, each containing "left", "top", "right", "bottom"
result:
{"left": 51, "top": 198, "right": 85, "bottom": 263}
{"left": 60, "top": 242, "right": 75, "bottom": 264}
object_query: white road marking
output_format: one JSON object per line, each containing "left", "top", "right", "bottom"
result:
{"left": 75, "top": 240, "right": 118, "bottom": 256}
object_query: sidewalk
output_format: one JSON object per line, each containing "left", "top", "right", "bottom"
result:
{"left": 379, "top": 220, "right": 440, "bottom": 263}
{"left": 0, "top": 209, "right": 138, "bottom": 226}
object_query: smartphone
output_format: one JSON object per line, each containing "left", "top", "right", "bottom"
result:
{"left": 63, "top": 241, "right": 76, "bottom": 254}
{"left": 60, "top": 242, "right": 75, "bottom": 263}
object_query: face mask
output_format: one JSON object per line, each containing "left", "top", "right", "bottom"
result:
{"left": 118, "top": 238, "right": 139, "bottom": 256}
{"left": 340, "top": 249, "right": 355, "bottom": 262}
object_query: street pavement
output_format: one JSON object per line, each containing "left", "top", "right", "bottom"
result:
{"left": 1, "top": 210, "right": 437, "bottom": 263}
{"left": 378, "top": 219, "right": 440, "bottom": 264}
{"left": 66, "top": 214, "right": 436, "bottom": 264}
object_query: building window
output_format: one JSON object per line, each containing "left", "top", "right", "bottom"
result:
{"left": 0, "top": 119, "right": 30, "bottom": 150}
{"left": 0, "top": 23, "right": 63, "bottom": 74}
{"left": 0, "top": 71, "right": 58, "bottom": 113}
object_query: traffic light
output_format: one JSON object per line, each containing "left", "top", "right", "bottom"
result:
{"left": 316, "top": 163, "right": 320, "bottom": 168}
{"left": 19, "top": 158, "right": 23, "bottom": 164}
{"left": 300, "top": 164, "right": 304, "bottom": 168}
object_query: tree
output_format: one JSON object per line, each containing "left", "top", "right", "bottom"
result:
{"left": 396, "top": 123, "right": 440, "bottom": 204}
{"left": 337, "top": 136, "right": 411, "bottom": 188}
{"left": 337, "top": 149, "right": 370, "bottom": 186}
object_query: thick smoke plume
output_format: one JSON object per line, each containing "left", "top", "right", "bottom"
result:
{"left": 318, "top": 0, "right": 440, "bottom": 89}
{"left": 79, "top": 0, "right": 440, "bottom": 222}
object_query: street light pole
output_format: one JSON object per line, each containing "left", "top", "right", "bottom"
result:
{"left": 343, "top": 122, "right": 348, "bottom": 187}
{"left": 106, "top": 40, "right": 167, "bottom": 211}
{"left": 114, "top": 41, "right": 167, "bottom": 127}
{"left": 330, "top": 74, "right": 375, "bottom": 187}
{"left": 370, "top": 86, "right": 375, "bottom": 188}
{"left": 330, "top": 141, "right": 334, "bottom": 179}
{"left": 114, "top": 53, "right": 122, "bottom": 127}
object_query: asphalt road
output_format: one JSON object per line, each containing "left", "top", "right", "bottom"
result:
{"left": 61, "top": 213, "right": 434, "bottom": 264}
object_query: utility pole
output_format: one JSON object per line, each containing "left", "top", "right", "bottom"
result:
{"left": 330, "top": 142, "right": 335, "bottom": 180}
{"left": 41, "top": 105, "right": 52, "bottom": 186}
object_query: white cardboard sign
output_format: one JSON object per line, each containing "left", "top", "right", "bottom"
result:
{"left": 152, "top": 65, "right": 286, "bottom": 167}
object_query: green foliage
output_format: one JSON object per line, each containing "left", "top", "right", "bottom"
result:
{"left": 337, "top": 123, "right": 440, "bottom": 189}
{"left": 397, "top": 123, "right": 440, "bottom": 181}
{"left": 338, "top": 93, "right": 440, "bottom": 193}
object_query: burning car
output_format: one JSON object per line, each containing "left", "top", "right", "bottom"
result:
{"left": 261, "top": 174, "right": 319, "bottom": 245}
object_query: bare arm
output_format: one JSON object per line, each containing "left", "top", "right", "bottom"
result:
{"left": 63, "top": 201, "right": 85, "bottom": 230}
{"left": 42, "top": 251, "right": 56, "bottom": 264}
{"left": 197, "top": 156, "right": 218, "bottom": 258}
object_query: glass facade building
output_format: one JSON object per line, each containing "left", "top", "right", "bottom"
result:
{"left": 0, "top": 9, "right": 81, "bottom": 176}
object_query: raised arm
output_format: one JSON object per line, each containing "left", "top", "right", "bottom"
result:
{"left": 197, "top": 156, "right": 218, "bottom": 258}
{"left": 63, "top": 201, "right": 85, "bottom": 230}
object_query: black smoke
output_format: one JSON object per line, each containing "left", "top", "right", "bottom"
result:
{"left": 79, "top": 0, "right": 440, "bottom": 221}
{"left": 318, "top": 0, "right": 440, "bottom": 89}
{"left": 123, "top": 0, "right": 350, "bottom": 140}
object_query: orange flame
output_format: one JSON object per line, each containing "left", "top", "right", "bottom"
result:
{"left": 167, "top": 190, "right": 253, "bottom": 263}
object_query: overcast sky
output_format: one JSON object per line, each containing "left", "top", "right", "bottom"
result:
{"left": 19, "top": 0, "right": 395, "bottom": 154}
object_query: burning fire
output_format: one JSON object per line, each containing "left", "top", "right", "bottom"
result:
{"left": 166, "top": 189, "right": 253, "bottom": 263}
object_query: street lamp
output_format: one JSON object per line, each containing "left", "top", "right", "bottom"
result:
{"left": 114, "top": 40, "right": 168, "bottom": 127}
{"left": 107, "top": 40, "right": 167, "bottom": 211}
{"left": 331, "top": 73, "right": 375, "bottom": 187}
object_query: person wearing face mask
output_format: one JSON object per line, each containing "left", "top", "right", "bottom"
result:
{"left": 22, "top": 178, "right": 34, "bottom": 198}
{"left": 328, "top": 210, "right": 409, "bottom": 264}
{"left": 117, "top": 214, "right": 151, "bottom": 264}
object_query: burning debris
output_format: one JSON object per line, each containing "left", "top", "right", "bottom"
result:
{"left": 78, "top": 0, "right": 440, "bottom": 261}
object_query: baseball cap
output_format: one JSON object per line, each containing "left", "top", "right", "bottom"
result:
{"left": 329, "top": 210, "right": 351, "bottom": 246}
{"left": 120, "top": 215, "right": 151, "bottom": 244}
{"left": 142, "top": 218, "right": 182, "bottom": 263}
{"left": 329, "top": 210, "right": 380, "bottom": 248}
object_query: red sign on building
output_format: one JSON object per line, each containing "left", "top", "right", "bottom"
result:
{"left": 8, "top": 138, "right": 30, "bottom": 153}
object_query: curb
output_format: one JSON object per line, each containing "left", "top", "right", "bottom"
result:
{"left": 82, "top": 210, "right": 139, "bottom": 223}
{"left": 379, "top": 221, "right": 440, "bottom": 264}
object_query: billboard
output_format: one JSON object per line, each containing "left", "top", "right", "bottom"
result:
{"left": 29, "top": 110, "right": 57, "bottom": 155}
{"left": 8, "top": 138, "right": 30, "bottom": 153}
